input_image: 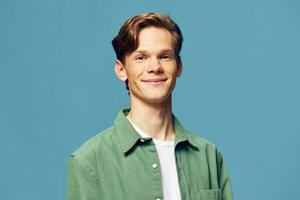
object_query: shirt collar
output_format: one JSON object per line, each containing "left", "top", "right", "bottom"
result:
{"left": 114, "top": 108, "right": 143, "bottom": 154}
{"left": 114, "top": 108, "right": 199, "bottom": 154}
{"left": 173, "top": 115, "right": 199, "bottom": 149}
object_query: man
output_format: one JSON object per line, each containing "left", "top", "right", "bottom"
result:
{"left": 67, "top": 13, "right": 232, "bottom": 200}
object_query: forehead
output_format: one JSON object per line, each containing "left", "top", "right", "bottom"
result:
{"left": 136, "top": 27, "right": 175, "bottom": 51}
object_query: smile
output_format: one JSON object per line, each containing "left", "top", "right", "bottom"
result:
{"left": 142, "top": 78, "right": 167, "bottom": 85}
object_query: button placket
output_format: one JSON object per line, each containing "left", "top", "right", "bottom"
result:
{"left": 144, "top": 141, "right": 163, "bottom": 200}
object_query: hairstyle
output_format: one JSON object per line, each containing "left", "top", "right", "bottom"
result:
{"left": 112, "top": 12, "right": 183, "bottom": 92}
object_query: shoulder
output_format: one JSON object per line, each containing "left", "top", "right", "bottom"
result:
{"left": 173, "top": 115, "right": 222, "bottom": 155}
{"left": 187, "top": 131, "right": 216, "bottom": 148}
{"left": 67, "top": 126, "right": 120, "bottom": 183}
{"left": 186, "top": 131, "right": 224, "bottom": 158}
{"left": 70, "top": 126, "right": 116, "bottom": 162}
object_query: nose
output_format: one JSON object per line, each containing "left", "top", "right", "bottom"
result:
{"left": 147, "top": 57, "right": 163, "bottom": 74}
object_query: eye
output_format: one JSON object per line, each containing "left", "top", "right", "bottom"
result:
{"left": 135, "top": 55, "right": 147, "bottom": 61}
{"left": 160, "top": 54, "right": 172, "bottom": 60}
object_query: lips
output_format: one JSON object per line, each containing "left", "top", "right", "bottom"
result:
{"left": 141, "top": 77, "right": 168, "bottom": 86}
{"left": 142, "top": 78, "right": 167, "bottom": 82}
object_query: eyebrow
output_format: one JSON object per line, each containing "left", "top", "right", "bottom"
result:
{"left": 132, "top": 49, "right": 174, "bottom": 55}
{"left": 160, "top": 49, "right": 174, "bottom": 54}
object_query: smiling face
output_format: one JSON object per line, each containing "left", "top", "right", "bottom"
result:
{"left": 115, "top": 26, "right": 182, "bottom": 105}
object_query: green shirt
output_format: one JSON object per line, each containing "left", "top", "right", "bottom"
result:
{"left": 67, "top": 109, "right": 233, "bottom": 200}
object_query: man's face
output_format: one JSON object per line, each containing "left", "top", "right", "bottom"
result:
{"left": 115, "top": 26, "right": 182, "bottom": 105}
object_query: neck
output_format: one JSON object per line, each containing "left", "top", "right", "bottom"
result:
{"left": 127, "top": 97, "right": 175, "bottom": 141}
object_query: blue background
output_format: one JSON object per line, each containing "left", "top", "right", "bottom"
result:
{"left": 1, "top": 0, "right": 299, "bottom": 199}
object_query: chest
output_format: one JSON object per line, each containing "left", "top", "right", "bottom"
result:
{"left": 96, "top": 144, "right": 221, "bottom": 200}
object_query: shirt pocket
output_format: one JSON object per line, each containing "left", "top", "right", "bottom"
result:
{"left": 197, "top": 189, "right": 222, "bottom": 200}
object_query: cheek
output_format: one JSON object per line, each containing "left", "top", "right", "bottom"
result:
{"left": 128, "top": 69, "right": 144, "bottom": 79}
{"left": 166, "top": 65, "right": 179, "bottom": 76}
{"left": 126, "top": 71, "right": 140, "bottom": 83}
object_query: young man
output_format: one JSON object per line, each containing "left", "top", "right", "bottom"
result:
{"left": 67, "top": 13, "right": 233, "bottom": 200}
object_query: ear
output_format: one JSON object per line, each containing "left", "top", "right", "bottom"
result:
{"left": 176, "top": 62, "right": 183, "bottom": 77}
{"left": 114, "top": 60, "right": 128, "bottom": 82}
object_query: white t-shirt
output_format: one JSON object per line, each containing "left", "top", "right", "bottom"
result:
{"left": 128, "top": 120, "right": 182, "bottom": 200}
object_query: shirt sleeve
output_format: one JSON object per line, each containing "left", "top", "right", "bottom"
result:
{"left": 66, "top": 155, "right": 99, "bottom": 200}
{"left": 217, "top": 150, "right": 233, "bottom": 200}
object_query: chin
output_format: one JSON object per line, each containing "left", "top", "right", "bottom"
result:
{"left": 130, "top": 88, "right": 173, "bottom": 105}
{"left": 143, "top": 93, "right": 172, "bottom": 105}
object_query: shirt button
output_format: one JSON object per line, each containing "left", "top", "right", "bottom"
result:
{"left": 152, "top": 163, "right": 158, "bottom": 169}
